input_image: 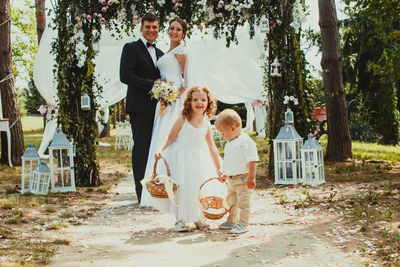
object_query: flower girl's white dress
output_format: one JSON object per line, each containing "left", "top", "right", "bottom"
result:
{"left": 145, "top": 119, "right": 217, "bottom": 223}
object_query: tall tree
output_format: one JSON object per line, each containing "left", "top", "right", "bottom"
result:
{"left": 342, "top": 0, "right": 400, "bottom": 145}
{"left": 318, "top": 0, "right": 352, "bottom": 161}
{"left": 35, "top": 0, "right": 45, "bottom": 43}
{"left": 0, "top": 0, "right": 24, "bottom": 166}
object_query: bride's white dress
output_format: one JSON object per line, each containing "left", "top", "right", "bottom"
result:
{"left": 140, "top": 45, "right": 185, "bottom": 207}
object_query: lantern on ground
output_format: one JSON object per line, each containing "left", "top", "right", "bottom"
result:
{"left": 81, "top": 93, "right": 90, "bottom": 110}
{"left": 270, "top": 57, "right": 282, "bottom": 77}
{"left": 49, "top": 128, "right": 76, "bottom": 193}
{"left": 21, "top": 143, "right": 41, "bottom": 194}
{"left": 273, "top": 108, "right": 303, "bottom": 184}
{"left": 301, "top": 133, "right": 325, "bottom": 185}
{"left": 30, "top": 160, "right": 51, "bottom": 195}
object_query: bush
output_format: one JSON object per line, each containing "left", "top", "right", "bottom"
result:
{"left": 349, "top": 113, "right": 380, "bottom": 142}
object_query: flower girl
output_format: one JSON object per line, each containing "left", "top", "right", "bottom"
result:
{"left": 153, "top": 86, "right": 222, "bottom": 232}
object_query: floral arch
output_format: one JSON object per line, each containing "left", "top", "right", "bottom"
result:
{"left": 51, "top": 0, "right": 314, "bottom": 185}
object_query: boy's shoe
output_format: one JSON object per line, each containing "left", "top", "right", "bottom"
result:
{"left": 194, "top": 221, "right": 210, "bottom": 231}
{"left": 175, "top": 221, "right": 189, "bottom": 232}
{"left": 230, "top": 223, "right": 248, "bottom": 234}
{"left": 219, "top": 221, "right": 235, "bottom": 230}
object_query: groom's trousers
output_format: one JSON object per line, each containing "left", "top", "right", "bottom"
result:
{"left": 129, "top": 112, "right": 154, "bottom": 204}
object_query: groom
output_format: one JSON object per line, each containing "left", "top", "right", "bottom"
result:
{"left": 120, "top": 13, "right": 164, "bottom": 204}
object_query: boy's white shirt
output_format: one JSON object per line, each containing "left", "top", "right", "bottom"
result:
{"left": 222, "top": 132, "right": 259, "bottom": 176}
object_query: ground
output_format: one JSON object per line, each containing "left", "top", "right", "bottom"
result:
{"left": 1, "top": 160, "right": 399, "bottom": 266}
{"left": 1, "top": 124, "right": 400, "bottom": 266}
{"left": 46, "top": 175, "right": 374, "bottom": 267}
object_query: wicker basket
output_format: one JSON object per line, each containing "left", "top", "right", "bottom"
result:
{"left": 198, "top": 178, "right": 229, "bottom": 220}
{"left": 145, "top": 157, "right": 178, "bottom": 199}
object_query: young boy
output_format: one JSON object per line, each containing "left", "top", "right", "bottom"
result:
{"left": 214, "top": 109, "right": 259, "bottom": 234}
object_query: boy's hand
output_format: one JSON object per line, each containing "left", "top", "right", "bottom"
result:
{"left": 218, "top": 174, "right": 227, "bottom": 183}
{"left": 246, "top": 178, "right": 256, "bottom": 189}
{"left": 154, "top": 151, "right": 163, "bottom": 160}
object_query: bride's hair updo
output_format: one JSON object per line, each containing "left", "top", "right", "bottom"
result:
{"left": 182, "top": 86, "right": 217, "bottom": 120}
{"left": 169, "top": 18, "right": 188, "bottom": 43}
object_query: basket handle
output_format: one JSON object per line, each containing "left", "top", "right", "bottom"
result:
{"left": 199, "top": 177, "right": 226, "bottom": 191}
{"left": 152, "top": 156, "right": 171, "bottom": 180}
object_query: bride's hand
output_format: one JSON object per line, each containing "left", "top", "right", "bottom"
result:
{"left": 154, "top": 151, "right": 163, "bottom": 160}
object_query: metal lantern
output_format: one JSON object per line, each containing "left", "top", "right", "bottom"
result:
{"left": 21, "top": 143, "right": 41, "bottom": 194}
{"left": 81, "top": 93, "right": 90, "bottom": 110}
{"left": 301, "top": 133, "right": 325, "bottom": 185}
{"left": 260, "top": 15, "right": 269, "bottom": 34}
{"left": 49, "top": 128, "right": 76, "bottom": 193}
{"left": 30, "top": 160, "right": 51, "bottom": 195}
{"left": 273, "top": 108, "right": 303, "bottom": 184}
{"left": 270, "top": 57, "right": 282, "bottom": 77}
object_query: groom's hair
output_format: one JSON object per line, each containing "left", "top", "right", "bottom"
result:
{"left": 141, "top": 13, "right": 159, "bottom": 26}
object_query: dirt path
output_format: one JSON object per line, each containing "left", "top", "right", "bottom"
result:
{"left": 48, "top": 176, "right": 372, "bottom": 267}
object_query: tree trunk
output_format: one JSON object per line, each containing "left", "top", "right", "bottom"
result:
{"left": 35, "top": 0, "right": 45, "bottom": 44}
{"left": 0, "top": 0, "right": 24, "bottom": 166}
{"left": 318, "top": 0, "right": 352, "bottom": 161}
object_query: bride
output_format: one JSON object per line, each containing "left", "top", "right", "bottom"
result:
{"left": 140, "top": 18, "right": 188, "bottom": 207}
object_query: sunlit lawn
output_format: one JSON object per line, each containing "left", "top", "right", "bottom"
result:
{"left": 318, "top": 135, "right": 400, "bottom": 163}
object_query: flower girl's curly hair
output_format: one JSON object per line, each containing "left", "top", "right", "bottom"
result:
{"left": 182, "top": 86, "right": 217, "bottom": 120}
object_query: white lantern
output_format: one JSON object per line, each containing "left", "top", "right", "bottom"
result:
{"left": 260, "top": 15, "right": 269, "bottom": 34}
{"left": 301, "top": 133, "right": 325, "bottom": 185}
{"left": 273, "top": 108, "right": 303, "bottom": 184}
{"left": 30, "top": 160, "right": 51, "bottom": 195}
{"left": 21, "top": 143, "right": 41, "bottom": 194}
{"left": 49, "top": 128, "right": 76, "bottom": 193}
{"left": 93, "top": 40, "right": 100, "bottom": 53}
{"left": 81, "top": 93, "right": 91, "bottom": 110}
{"left": 270, "top": 57, "right": 282, "bottom": 77}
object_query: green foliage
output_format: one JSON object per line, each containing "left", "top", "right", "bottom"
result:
{"left": 342, "top": 0, "right": 400, "bottom": 144}
{"left": 52, "top": 1, "right": 101, "bottom": 186}
{"left": 10, "top": 0, "right": 38, "bottom": 91}
{"left": 265, "top": 0, "right": 314, "bottom": 139}
{"left": 348, "top": 110, "right": 380, "bottom": 143}
{"left": 21, "top": 78, "right": 46, "bottom": 114}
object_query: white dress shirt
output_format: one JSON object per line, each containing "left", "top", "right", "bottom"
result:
{"left": 140, "top": 37, "right": 157, "bottom": 67}
{"left": 222, "top": 132, "right": 259, "bottom": 176}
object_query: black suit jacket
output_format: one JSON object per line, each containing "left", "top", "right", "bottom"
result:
{"left": 120, "top": 40, "right": 164, "bottom": 114}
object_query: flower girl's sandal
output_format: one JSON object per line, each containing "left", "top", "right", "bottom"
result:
{"left": 194, "top": 221, "right": 210, "bottom": 231}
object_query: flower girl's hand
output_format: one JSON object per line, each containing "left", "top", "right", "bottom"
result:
{"left": 154, "top": 151, "right": 163, "bottom": 160}
{"left": 246, "top": 178, "right": 256, "bottom": 189}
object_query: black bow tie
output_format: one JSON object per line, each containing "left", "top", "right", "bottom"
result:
{"left": 146, "top": 42, "right": 156, "bottom": 48}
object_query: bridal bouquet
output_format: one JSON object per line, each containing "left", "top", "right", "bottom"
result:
{"left": 150, "top": 80, "right": 178, "bottom": 116}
